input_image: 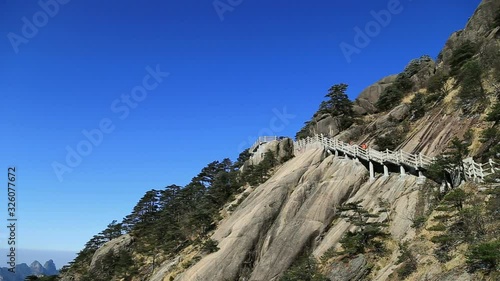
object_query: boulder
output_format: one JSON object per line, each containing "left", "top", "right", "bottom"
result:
{"left": 410, "top": 57, "right": 436, "bottom": 90}
{"left": 327, "top": 255, "right": 369, "bottom": 281}
{"left": 248, "top": 138, "right": 294, "bottom": 166}
{"left": 354, "top": 75, "right": 397, "bottom": 114}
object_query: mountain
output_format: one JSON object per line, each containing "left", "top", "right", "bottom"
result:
{"left": 43, "top": 260, "right": 58, "bottom": 276}
{"left": 29, "top": 261, "right": 44, "bottom": 275}
{"left": 60, "top": 0, "right": 500, "bottom": 280}
{"left": 0, "top": 260, "right": 59, "bottom": 281}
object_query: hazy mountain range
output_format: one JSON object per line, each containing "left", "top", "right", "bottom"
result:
{"left": 0, "top": 260, "right": 59, "bottom": 281}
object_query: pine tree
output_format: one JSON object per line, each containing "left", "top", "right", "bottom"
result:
{"left": 319, "top": 83, "right": 354, "bottom": 131}
{"left": 337, "top": 201, "right": 388, "bottom": 256}
{"left": 101, "top": 220, "right": 123, "bottom": 240}
{"left": 122, "top": 189, "right": 161, "bottom": 232}
{"left": 457, "top": 60, "right": 486, "bottom": 114}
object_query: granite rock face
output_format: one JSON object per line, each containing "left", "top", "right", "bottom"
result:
{"left": 439, "top": 0, "right": 500, "bottom": 69}
{"left": 328, "top": 255, "right": 369, "bottom": 281}
{"left": 173, "top": 147, "right": 422, "bottom": 281}
{"left": 353, "top": 75, "right": 397, "bottom": 115}
{"left": 89, "top": 234, "right": 134, "bottom": 271}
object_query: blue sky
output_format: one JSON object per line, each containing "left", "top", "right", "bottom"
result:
{"left": 0, "top": 0, "right": 481, "bottom": 266}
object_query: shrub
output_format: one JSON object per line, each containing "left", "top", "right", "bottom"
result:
{"left": 336, "top": 201, "right": 388, "bottom": 256}
{"left": 457, "top": 60, "right": 486, "bottom": 114}
{"left": 296, "top": 121, "right": 312, "bottom": 140}
{"left": 280, "top": 256, "right": 329, "bottom": 281}
{"left": 376, "top": 56, "right": 432, "bottom": 111}
{"left": 394, "top": 74, "right": 414, "bottom": 92}
{"left": 466, "top": 240, "right": 500, "bottom": 272}
{"left": 409, "top": 93, "right": 426, "bottom": 120}
{"left": 241, "top": 151, "right": 278, "bottom": 185}
{"left": 376, "top": 85, "right": 404, "bottom": 111}
{"left": 486, "top": 102, "right": 500, "bottom": 123}
{"left": 201, "top": 239, "right": 219, "bottom": 253}
{"left": 426, "top": 71, "right": 449, "bottom": 100}
{"left": 411, "top": 216, "right": 426, "bottom": 229}
{"left": 396, "top": 242, "right": 417, "bottom": 279}
{"left": 443, "top": 188, "right": 467, "bottom": 211}
{"left": 450, "top": 40, "right": 477, "bottom": 77}
{"left": 374, "top": 128, "right": 406, "bottom": 151}
{"left": 427, "top": 223, "right": 446, "bottom": 232}
{"left": 494, "top": 7, "right": 500, "bottom": 28}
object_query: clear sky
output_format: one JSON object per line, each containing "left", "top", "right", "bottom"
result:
{"left": 0, "top": 0, "right": 481, "bottom": 266}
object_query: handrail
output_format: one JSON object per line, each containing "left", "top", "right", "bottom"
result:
{"left": 293, "top": 134, "right": 498, "bottom": 183}
{"left": 250, "top": 136, "right": 278, "bottom": 152}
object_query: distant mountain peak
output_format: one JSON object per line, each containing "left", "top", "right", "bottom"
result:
{"left": 30, "top": 260, "right": 45, "bottom": 275}
{"left": 43, "top": 259, "right": 59, "bottom": 275}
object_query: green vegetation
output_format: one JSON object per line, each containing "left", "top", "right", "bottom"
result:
{"left": 494, "top": 7, "right": 500, "bottom": 29}
{"left": 374, "top": 123, "right": 408, "bottom": 151}
{"left": 296, "top": 83, "right": 354, "bottom": 140}
{"left": 446, "top": 40, "right": 488, "bottom": 114}
{"left": 280, "top": 255, "right": 329, "bottom": 281}
{"left": 426, "top": 137, "right": 470, "bottom": 188}
{"left": 426, "top": 70, "right": 449, "bottom": 103}
{"left": 376, "top": 85, "right": 405, "bottom": 111}
{"left": 295, "top": 120, "right": 313, "bottom": 140}
{"left": 241, "top": 151, "right": 279, "bottom": 185}
{"left": 377, "top": 56, "right": 430, "bottom": 111}
{"left": 336, "top": 201, "right": 387, "bottom": 257}
{"left": 80, "top": 249, "right": 137, "bottom": 281}
{"left": 395, "top": 242, "right": 417, "bottom": 279}
{"left": 449, "top": 40, "right": 477, "bottom": 77}
{"left": 24, "top": 277, "right": 60, "bottom": 281}
{"left": 409, "top": 93, "right": 426, "bottom": 120}
{"left": 428, "top": 188, "right": 498, "bottom": 265}
{"left": 64, "top": 149, "right": 277, "bottom": 279}
{"left": 467, "top": 240, "right": 500, "bottom": 272}
{"left": 478, "top": 100, "right": 500, "bottom": 176}
{"left": 201, "top": 239, "right": 220, "bottom": 253}
{"left": 319, "top": 84, "right": 355, "bottom": 131}
{"left": 63, "top": 145, "right": 294, "bottom": 280}
{"left": 457, "top": 60, "right": 486, "bottom": 114}
{"left": 487, "top": 102, "right": 500, "bottom": 123}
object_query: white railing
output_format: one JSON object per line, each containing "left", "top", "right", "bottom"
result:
{"left": 250, "top": 136, "right": 279, "bottom": 152}
{"left": 293, "top": 134, "right": 499, "bottom": 182}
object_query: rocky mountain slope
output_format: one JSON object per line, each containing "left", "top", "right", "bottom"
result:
{"left": 60, "top": 1, "right": 500, "bottom": 280}
{"left": 171, "top": 146, "right": 421, "bottom": 281}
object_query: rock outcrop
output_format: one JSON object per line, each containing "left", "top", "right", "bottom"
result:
{"left": 171, "top": 147, "right": 423, "bottom": 281}
{"left": 89, "top": 234, "right": 134, "bottom": 270}
{"left": 439, "top": 0, "right": 500, "bottom": 69}
{"left": 327, "top": 255, "right": 369, "bottom": 281}
{"left": 353, "top": 75, "right": 397, "bottom": 115}
{"left": 248, "top": 138, "right": 294, "bottom": 166}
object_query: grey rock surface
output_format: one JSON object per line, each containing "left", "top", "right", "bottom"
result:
{"left": 89, "top": 234, "right": 134, "bottom": 271}
{"left": 328, "top": 255, "right": 369, "bottom": 281}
